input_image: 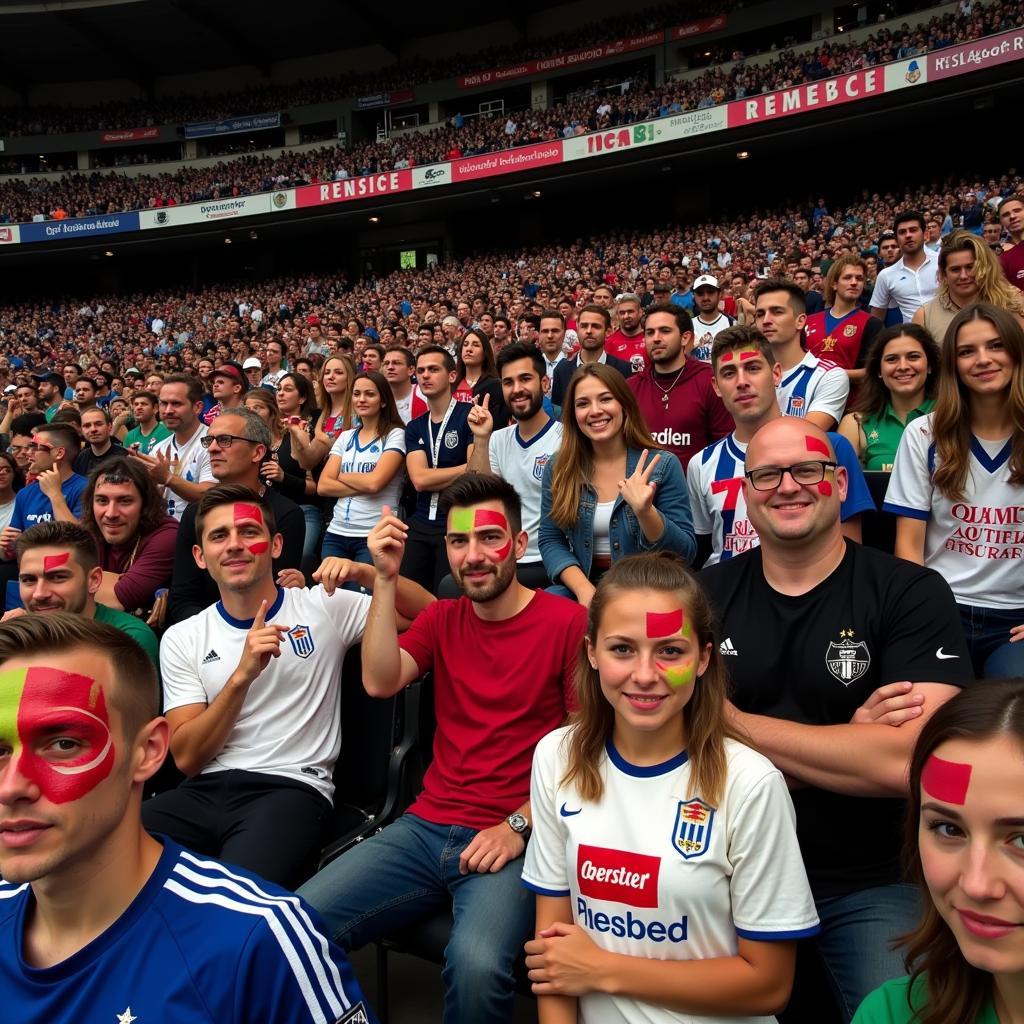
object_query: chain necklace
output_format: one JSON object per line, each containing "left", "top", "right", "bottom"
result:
{"left": 652, "top": 365, "right": 686, "bottom": 407}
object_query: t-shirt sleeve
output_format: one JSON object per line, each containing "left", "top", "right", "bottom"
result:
{"left": 65, "top": 477, "right": 87, "bottom": 518}
{"left": 831, "top": 433, "right": 875, "bottom": 520}
{"left": 560, "top": 601, "right": 587, "bottom": 712}
{"left": 384, "top": 427, "right": 407, "bottom": 455}
{"left": 706, "top": 380, "right": 734, "bottom": 441}
{"left": 10, "top": 490, "right": 25, "bottom": 532}
{"left": 869, "top": 272, "right": 891, "bottom": 309}
{"left": 883, "top": 420, "right": 932, "bottom": 519}
{"left": 397, "top": 599, "right": 438, "bottom": 676}
{"left": 808, "top": 367, "right": 850, "bottom": 423}
{"left": 405, "top": 420, "right": 422, "bottom": 459}
{"left": 728, "top": 765, "right": 820, "bottom": 941}
{"left": 329, "top": 430, "right": 352, "bottom": 459}
{"left": 193, "top": 448, "right": 216, "bottom": 484}
{"left": 522, "top": 730, "right": 571, "bottom": 896}
{"left": 234, "top": 899, "right": 378, "bottom": 1024}
{"left": 687, "top": 451, "right": 713, "bottom": 535}
{"left": 113, "top": 521, "right": 177, "bottom": 611}
{"left": 321, "top": 587, "right": 371, "bottom": 646}
{"left": 159, "top": 623, "right": 207, "bottom": 713}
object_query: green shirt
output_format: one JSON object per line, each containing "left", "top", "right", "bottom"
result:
{"left": 123, "top": 421, "right": 171, "bottom": 455}
{"left": 853, "top": 975, "right": 998, "bottom": 1024}
{"left": 94, "top": 602, "right": 160, "bottom": 669}
{"left": 858, "top": 399, "right": 935, "bottom": 471}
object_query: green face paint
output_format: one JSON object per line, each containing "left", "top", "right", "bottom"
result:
{"left": 450, "top": 508, "right": 474, "bottom": 533}
{"left": 658, "top": 662, "right": 695, "bottom": 688}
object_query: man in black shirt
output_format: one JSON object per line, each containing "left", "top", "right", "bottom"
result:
{"left": 701, "top": 416, "right": 972, "bottom": 1024}
{"left": 73, "top": 405, "right": 125, "bottom": 477}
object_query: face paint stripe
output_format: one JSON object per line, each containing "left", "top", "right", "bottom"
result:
{"left": 492, "top": 540, "right": 513, "bottom": 562}
{"left": 646, "top": 609, "right": 683, "bottom": 638}
{"left": 234, "top": 502, "right": 263, "bottom": 525}
{"left": 474, "top": 509, "right": 508, "bottom": 530}
{"left": 805, "top": 435, "right": 831, "bottom": 457}
{"left": 658, "top": 662, "right": 695, "bottom": 688}
{"left": 0, "top": 668, "right": 27, "bottom": 757}
{"left": 922, "top": 754, "right": 972, "bottom": 804}
{"left": 451, "top": 508, "right": 474, "bottom": 533}
{"left": 43, "top": 553, "right": 69, "bottom": 572}
{"left": 739, "top": 350, "right": 760, "bottom": 361}
{"left": 246, "top": 541, "right": 270, "bottom": 554}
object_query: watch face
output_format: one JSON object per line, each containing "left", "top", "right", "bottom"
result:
{"left": 508, "top": 813, "right": 527, "bottom": 832}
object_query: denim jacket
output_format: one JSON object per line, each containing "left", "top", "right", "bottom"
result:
{"left": 539, "top": 446, "right": 696, "bottom": 584}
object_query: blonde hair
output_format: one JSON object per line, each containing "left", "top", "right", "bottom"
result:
{"left": 937, "top": 231, "right": 1024, "bottom": 316}
{"left": 315, "top": 354, "right": 356, "bottom": 435}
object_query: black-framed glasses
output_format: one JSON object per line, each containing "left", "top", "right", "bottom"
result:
{"left": 200, "top": 433, "right": 255, "bottom": 450}
{"left": 745, "top": 460, "right": 838, "bottom": 492}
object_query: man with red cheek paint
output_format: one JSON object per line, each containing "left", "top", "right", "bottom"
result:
{"left": 699, "top": 415, "right": 975, "bottom": 1022}
{"left": 145, "top": 484, "right": 432, "bottom": 888}
{"left": 0, "top": 614, "right": 378, "bottom": 1022}
{"left": 298, "top": 473, "right": 588, "bottom": 1024}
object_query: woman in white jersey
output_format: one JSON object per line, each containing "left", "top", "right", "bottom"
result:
{"left": 885, "top": 303, "right": 1024, "bottom": 677}
{"left": 319, "top": 370, "right": 406, "bottom": 566}
{"left": 523, "top": 553, "right": 818, "bottom": 1024}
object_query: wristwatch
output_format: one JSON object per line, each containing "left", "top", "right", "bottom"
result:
{"left": 506, "top": 812, "right": 531, "bottom": 842}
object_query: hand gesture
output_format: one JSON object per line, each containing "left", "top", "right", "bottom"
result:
{"left": 260, "top": 459, "right": 285, "bottom": 483}
{"left": 458, "top": 821, "right": 525, "bottom": 875}
{"left": 524, "top": 921, "right": 605, "bottom": 996}
{"left": 233, "top": 599, "right": 288, "bottom": 687}
{"left": 37, "top": 466, "right": 63, "bottom": 501}
{"left": 276, "top": 567, "right": 306, "bottom": 590}
{"left": 467, "top": 392, "right": 494, "bottom": 439}
{"left": 617, "top": 448, "right": 660, "bottom": 514}
{"left": 850, "top": 681, "right": 924, "bottom": 728}
{"left": 367, "top": 505, "right": 408, "bottom": 580}
{"left": 0, "top": 526, "right": 21, "bottom": 560}
{"left": 129, "top": 447, "right": 172, "bottom": 485}
{"left": 311, "top": 556, "right": 357, "bottom": 595}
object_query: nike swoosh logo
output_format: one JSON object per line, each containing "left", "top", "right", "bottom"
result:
{"left": 559, "top": 803, "right": 582, "bottom": 817}
{"left": 935, "top": 648, "right": 960, "bottom": 660}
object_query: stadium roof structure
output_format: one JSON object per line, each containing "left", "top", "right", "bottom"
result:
{"left": 0, "top": 0, "right": 551, "bottom": 89}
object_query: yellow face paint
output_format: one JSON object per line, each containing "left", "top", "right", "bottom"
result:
{"left": 658, "top": 662, "right": 695, "bottom": 688}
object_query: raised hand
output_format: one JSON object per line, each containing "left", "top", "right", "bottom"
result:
{"left": 467, "top": 392, "right": 494, "bottom": 439}
{"left": 617, "top": 448, "right": 661, "bottom": 514}
{"left": 367, "top": 505, "right": 408, "bottom": 580}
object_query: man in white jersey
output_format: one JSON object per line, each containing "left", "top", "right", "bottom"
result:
{"left": 465, "top": 342, "right": 561, "bottom": 589}
{"left": 381, "top": 346, "right": 427, "bottom": 425}
{"left": 870, "top": 211, "right": 940, "bottom": 321}
{"left": 754, "top": 279, "right": 849, "bottom": 430}
{"left": 689, "top": 275, "right": 735, "bottom": 362}
{"left": 144, "top": 484, "right": 433, "bottom": 887}
{"left": 129, "top": 374, "right": 215, "bottom": 521}
{"left": 687, "top": 326, "right": 874, "bottom": 567}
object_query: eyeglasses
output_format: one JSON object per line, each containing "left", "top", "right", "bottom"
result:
{"left": 200, "top": 433, "right": 255, "bottom": 450}
{"left": 6, "top": 444, "right": 29, "bottom": 454}
{"left": 745, "top": 460, "right": 838, "bottom": 492}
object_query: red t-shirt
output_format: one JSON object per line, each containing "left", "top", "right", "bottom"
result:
{"left": 399, "top": 590, "right": 586, "bottom": 830}
{"left": 606, "top": 329, "right": 647, "bottom": 374}
{"left": 1001, "top": 242, "right": 1024, "bottom": 292}
{"left": 628, "top": 359, "right": 732, "bottom": 471}
{"left": 804, "top": 308, "right": 881, "bottom": 370}
{"left": 452, "top": 379, "right": 475, "bottom": 404}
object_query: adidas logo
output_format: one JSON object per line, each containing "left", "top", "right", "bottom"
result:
{"left": 719, "top": 637, "right": 738, "bottom": 656}
{"left": 201, "top": 649, "right": 221, "bottom": 664}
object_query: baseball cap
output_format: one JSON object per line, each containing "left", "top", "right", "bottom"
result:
{"left": 211, "top": 360, "right": 249, "bottom": 392}
{"left": 242, "top": 357, "right": 263, "bottom": 371}
{"left": 693, "top": 274, "right": 720, "bottom": 291}
{"left": 124, "top": 367, "right": 142, "bottom": 377}
{"left": 3, "top": 385, "right": 16, "bottom": 395}
{"left": 32, "top": 371, "right": 64, "bottom": 387}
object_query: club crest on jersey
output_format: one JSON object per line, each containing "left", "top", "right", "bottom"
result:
{"left": 444, "top": 430, "right": 460, "bottom": 449}
{"left": 533, "top": 453, "right": 551, "bottom": 481}
{"left": 287, "top": 624, "right": 315, "bottom": 659}
{"left": 843, "top": 323, "right": 858, "bottom": 337}
{"left": 672, "top": 798, "right": 715, "bottom": 860}
{"left": 789, "top": 396, "right": 805, "bottom": 411}
{"left": 826, "top": 628, "right": 870, "bottom": 685}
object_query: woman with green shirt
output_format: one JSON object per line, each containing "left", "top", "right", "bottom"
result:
{"left": 838, "top": 324, "right": 939, "bottom": 471}
{"left": 853, "top": 680, "right": 1024, "bottom": 1024}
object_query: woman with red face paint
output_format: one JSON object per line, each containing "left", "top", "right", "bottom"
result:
{"left": 885, "top": 304, "right": 1024, "bottom": 678}
{"left": 853, "top": 680, "right": 1024, "bottom": 1024}
{"left": 523, "top": 553, "right": 819, "bottom": 1024}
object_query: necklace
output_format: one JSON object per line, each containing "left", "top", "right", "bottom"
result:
{"left": 652, "top": 366, "right": 686, "bottom": 407}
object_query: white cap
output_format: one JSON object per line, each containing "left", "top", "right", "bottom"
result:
{"left": 3, "top": 385, "right": 16, "bottom": 394}
{"left": 693, "top": 274, "right": 720, "bottom": 291}
{"left": 242, "top": 357, "right": 262, "bottom": 370}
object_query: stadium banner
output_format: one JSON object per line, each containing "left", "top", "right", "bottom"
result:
{"left": 139, "top": 195, "right": 273, "bottom": 230}
{"left": 458, "top": 31, "right": 664, "bottom": 88}
{"left": 294, "top": 170, "right": 414, "bottom": 208}
{"left": 450, "top": 141, "right": 564, "bottom": 181}
{"left": 884, "top": 56, "right": 928, "bottom": 92}
{"left": 928, "top": 26, "right": 1024, "bottom": 81}
{"left": 20, "top": 212, "right": 140, "bottom": 243}
{"left": 726, "top": 68, "right": 884, "bottom": 127}
{"left": 412, "top": 164, "right": 451, "bottom": 188}
{"left": 270, "top": 189, "right": 296, "bottom": 212}
{"left": 669, "top": 15, "right": 729, "bottom": 41}
{"left": 562, "top": 107, "right": 727, "bottom": 162}
{"left": 356, "top": 88, "right": 415, "bottom": 110}
{"left": 100, "top": 127, "right": 161, "bottom": 144}
{"left": 0, "top": 225, "right": 20, "bottom": 245}
{"left": 184, "top": 113, "right": 282, "bottom": 139}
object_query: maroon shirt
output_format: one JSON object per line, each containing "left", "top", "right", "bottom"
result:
{"left": 628, "top": 359, "right": 732, "bottom": 471}
{"left": 1000, "top": 241, "right": 1024, "bottom": 292}
{"left": 96, "top": 515, "right": 179, "bottom": 611}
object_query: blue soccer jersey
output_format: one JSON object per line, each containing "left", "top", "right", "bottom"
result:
{"left": 0, "top": 839, "right": 376, "bottom": 1024}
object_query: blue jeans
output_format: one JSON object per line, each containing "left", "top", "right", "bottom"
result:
{"left": 301, "top": 503, "right": 323, "bottom": 571}
{"left": 959, "top": 603, "right": 1024, "bottom": 678}
{"left": 298, "top": 814, "right": 533, "bottom": 1024}
{"left": 814, "top": 883, "right": 920, "bottom": 1023}
{"left": 321, "top": 531, "right": 373, "bottom": 591}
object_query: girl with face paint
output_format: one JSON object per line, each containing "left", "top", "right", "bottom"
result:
{"left": 853, "top": 680, "right": 1024, "bottom": 1024}
{"left": 522, "top": 553, "right": 819, "bottom": 1023}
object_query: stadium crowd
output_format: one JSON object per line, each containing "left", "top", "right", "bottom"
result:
{"left": 1, "top": 0, "right": 1021, "bottom": 224}
{"left": 1, "top": 154, "right": 1024, "bottom": 1023}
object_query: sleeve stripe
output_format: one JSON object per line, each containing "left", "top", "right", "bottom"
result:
{"left": 881, "top": 502, "right": 930, "bottom": 520}
{"left": 735, "top": 924, "right": 822, "bottom": 941}
{"left": 522, "top": 881, "right": 571, "bottom": 897}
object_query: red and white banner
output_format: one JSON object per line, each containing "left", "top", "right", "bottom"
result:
{"left": 450, "top": 141, "right": 563, "bottom": 182}
{"left": 294, "top": 170, "right": 414, "bottom": 208}
{"left": 670, "top": 15, "right": 728, "bottom": 41}
{"left": 99, "top": 127, "right": 160, "bottom": 144}
{"left": 459, "top": 31, "right": 664, "bottom": 88}
{"left": 727, "top": 68, "right": 883, "bottom": 127}
{"left": 928, "top": 26, "right": 1024, "bottom": 80}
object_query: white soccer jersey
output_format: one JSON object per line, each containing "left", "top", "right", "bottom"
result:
{"left": 150, "top": 423, "right": 215, "bottom": 521}
{"left": 883, "top": 413, "right": 1024, "bottom": 609}
{"left": 691, "top": 313, "right": 733, "bottom": 363}
{"left": 488, "top": 417, "right": 562, "bottom": 563}
{"left": 776, "top": 352, "right": 849, "bottom": 424}
{"left": 160, "top": 585, "right": 370, "bottom": 800}
{"left": 326, "top": 426, "right": 406, "bottom": 536}
{"left": 524, "top": 728, "right": 819, "bottom": 1024}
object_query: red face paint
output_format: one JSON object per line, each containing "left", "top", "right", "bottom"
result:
{"left": 473, "top": 509, "right": 509, "bottom": 531}
{"left": 246, "top": 541, "right": 269, "bottom": 555}
{"left": 0, "top": 666, "right": 115, "bottom": 804}
{"left": 43, "top": 553, "right": 69, "bottom": 573}
{"left": 718, "top": 351, "right": 735, "bottom": 363}
{"left": 739, "top": 350, "right": 759, "bottom": 361}
{"left": 234, "top": 503, "right": 263, "bottom": 525}
{"left": 490, "top": 540, "right": 513, "bottom": 562}
{"left": 647, "top": 609, "right": 683, "bottom": 638}
{"left": 817, "top": 481, "right": 833, "bottom": 496}
{"left": 921, "top": 754, "right": 972, "bottom": 805}
{"left": 805, "top": 436, "right": 831, "bottom": 457}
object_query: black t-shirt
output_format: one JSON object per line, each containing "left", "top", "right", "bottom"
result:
{"left": 701, "top": 541, "right": 973, "bottom": 898}
{"left": 73, "top": 441, "right": 126, "bottom": 478}
{"left": 405, "top": 401, "right": 473, "bottom": 531}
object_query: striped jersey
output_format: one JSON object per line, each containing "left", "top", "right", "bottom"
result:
{"left": 776, "top": 351, "right": 850, "bottom": 425}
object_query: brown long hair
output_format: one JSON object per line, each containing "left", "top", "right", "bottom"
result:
{"left": 932, "top": 303, "right": 1024, "bottom": 501}
{"left": 454, "top": 328, "right": 497, "bottom": 387}
{"left": 851, "top": 324, "right": 940, "bottom": 419}
{"left": 351, "top": 370, "right": 405, "bottom": 440}
{"left": 900, "top": 680, "right": 1024, "bottom": 1024}
{"left": 315, "top": 354, "right": 356, "bottom": 436}
{"left": 548, "top": 362, "right": 658, "bottom": 528}
{"left": 562, "top": 553, "right": 743, "bottom": 805}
